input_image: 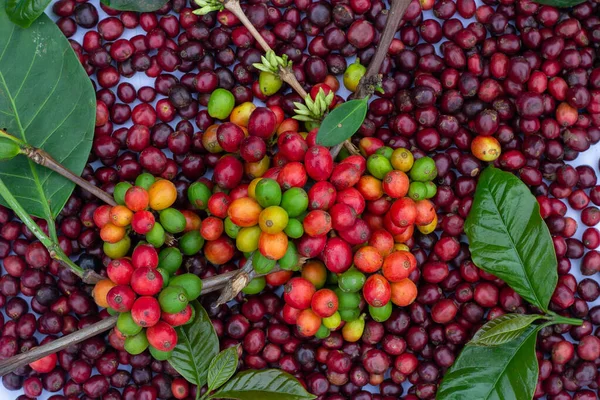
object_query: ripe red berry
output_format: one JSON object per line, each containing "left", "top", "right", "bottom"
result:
{"left": 131, "top": 296, "right": 161, "bottom": 327}
{"left": 311, "top": 289, "right": 339, "bottom": 318}
{"left": 29, "top": 353, "right": 57, "bottom": 373}
{"left": 106, "top": 285, "right": 137, "bottom": 312}
{"left": 124, "top": 186, "right": 149, "bottom": 212}
{"left": 131, "top": 210, "right": 155, "bottom": 234}
{"left": 161, "top": 305, "right": 193, "bottom": 327}
{"left": 131, "top": 244, "right": 159, "bottom": 269}
{"left": 107, "top": 258, "right": 134, "bottom": 285}
{"left": 283, "top": 277, "right": 316, "bottom": 310}
{"left": 147, "top": 321, "right": 178, "bottom": 351}
{"left": 130, "top": 267, "right": 163, "bottom": 296}
{"left": 363, "top": 275, "right": 391, "bottom": 307}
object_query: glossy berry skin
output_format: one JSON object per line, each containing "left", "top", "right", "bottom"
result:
{"left": 283, "top": 277, "right": 315, "bottom": 310}
{"left": 130, "top": 267, "right": 163, "bottom": 296}
{"left": 304, "top": 146, "right": 334, "bottom": 181}
{"left": 131, "top": 244, "right": 159, "bottom": 269}
{"left": 106, "top": 285, "right": 136, "bottom": 312}
{"left": 363, "top": 274, "right": 391, "bottom": 307}
{"left": 29, "top": 353, "right": 57, "bottom": 373}
{"left": 311, "top": 289, "right": 339, "bottom": 318}
{"left": 107, "top": 259, "right": 134, "bottom": 285}
{"left": 147, "top": 321, "right": 178, "bottom": 351}
{"left": 131, "top": 296, "right": 161, "bottom": 327}
{"left": 131, "top": 210, "right": 155, "bottom": 234}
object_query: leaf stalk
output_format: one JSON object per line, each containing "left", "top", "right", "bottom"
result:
{"left": 0, "top": 176, "right": 85, "bottom": 279}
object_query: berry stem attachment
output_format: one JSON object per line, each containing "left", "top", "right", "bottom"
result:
{"left": 353, "top": 0, "right": 411, "bottom": 99}
{"left": 0, "top": 177, "right": 85, "bottom": 279}
{"left": 22, "top": 145, "right": 118, "bottom": 207}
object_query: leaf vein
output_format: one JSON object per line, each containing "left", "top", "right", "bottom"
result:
{"left": 480, "top": 184, "right": 544, "bottom": 310}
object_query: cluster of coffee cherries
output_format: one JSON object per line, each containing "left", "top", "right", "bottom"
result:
{"left": 93, "top": 243, "right": 203, "bottom": 359}
{"left": 93, "top": 174, "right": 181, "bottom": 258}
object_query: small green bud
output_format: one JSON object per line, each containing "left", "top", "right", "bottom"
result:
{"left": 0, "top": 138, "right": 21, "bottom": 161}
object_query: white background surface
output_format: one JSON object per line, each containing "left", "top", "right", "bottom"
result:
{"left": 1, "top": 0, "right": 600, "bottom": 398}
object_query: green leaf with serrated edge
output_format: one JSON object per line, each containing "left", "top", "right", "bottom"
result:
{"left": 5, "top": 0, "right": 51, "bottom": 28}
{"left": 209, "top": 369, "right": 316, "bottom": 400}
{"left": 470, "top": 314, "right": 545, "bottom": 346}
{"left": 207, "top": 346, "right": 239, "bottom": 391}
{"left": 0, "top": 4, "right": 95, "bottom": 223}
{"left": 100, "top": 0, "right": 169, "bottom": 12}
{"left": 437, "top": 325, "right": 539, "bottom": 400}
{"left": 465, "top": 167, "right": 557, "bottom": 312}
{"left": 316, "top": 98, "right": 368, "bottom": 147}
{"left": 169, "top": 301, "right": 219, "bottom": 387}
{"left": 533, "top": 0, "right": 586, "bottom": 7}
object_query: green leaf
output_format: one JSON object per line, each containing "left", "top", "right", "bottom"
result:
{"left": 437, "top": 325, "right": 539, "bottom": 400}
{"left": 533, "top": 0, "right": 586, "bottom": 7}
{"left": 465, "top": 167, "right": 557, "bottom": 312}
{"left": 0, "top": 6, "right": 95, "bottom": 222}
{"left": 169, "top": 301, "right": 219, "bottom": 387}
{"left": 100, "top": 0, "right": 169, "bottom": 12}
{"left": 316, "top": 98, "right": 368, "bottom": 147}
{"left": 470, "top": 314, "right": 545, "bottom": 346}
{"left": 5, "top": 0, "right": 51, "bottom": 28}
{"left": 209, "top": 369, "right": 317, "bottom": 400}
{"left": 207, "top": 346, "right": 239, "bottom": 392}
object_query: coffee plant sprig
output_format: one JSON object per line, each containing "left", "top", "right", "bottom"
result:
{"left": 326, "top": 0, "right": 412, "bottom": 159}
{"left": 0, "top": 269, "right": 251, "bottom": 375}
{"left": 169, "top": 302, "right": 315, "bottom": 400}
{"left": 193, "top": 0, "right": 308, "bottom": 99}
{"left": 438, "top": 167, "right": 582, "bottom": 400}
{"left": 0, "top": 176, "right": 88, "bottom": 280}
{"left": 0, "top": 129, "right": 116, "bottom": 206}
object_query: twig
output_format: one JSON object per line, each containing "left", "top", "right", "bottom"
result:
{"left": 21, "top": 145, "right": 117, "bottom": 206}
{"left": 0, "top": 271, "right": 243, "bottom": 376}
{"left": 331, "top": 0, "right": 411, "bottom": 159}
{"left": 0, "top": 316, "right": 118, "bottom": 377}
{"left": 354, "top": 0, "right": 411, "bottom": 99}
{"left": 8, "top": 133, "right": 177, "bottom": 246}
{"left": 223, "top": 0, "right": 308, "bottom": 99}
{"left": 214, "top": 255, "right": 255, "bottom": 307}
{"left": 0, "top": 177, "right": 85, "bottom": 279}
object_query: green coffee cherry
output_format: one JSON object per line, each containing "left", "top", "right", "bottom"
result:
{"left": 117, "top": 312, "right": 142, "bottom": 336}
{"left": 146, "top": 223, "right": 165, "bottom": 248}
{"left": 113, "top": 182, "right": 132, "bottom": 205}
{"left": 279, "top": 242, "right": 299, "bottom": 271}
{"left": 188, "top": 182, "right": 211, "bottom": 210}
{"left": 242, "top": 277, "right": 266, "bottom": 294}
{"left": 169, "top": 274, "right": 203, "bottom": 301}
{"left": 135, "top": 173, "right": 155, "bottom": 190}
{"left": 158, "top": 247, "right": 182, "bottom": 275}
{"left": 124, "top": 330, "right": 149, "bottom": 355}
{"left": 159, "top": 286, "right": 189, "bottom": 314}
{"left": 103, "top": 236, "right": 131, "bottom": 259}
{"left": 179, "top": 230, "right": 204, "bottom": 255}
{"left": 367, "top": 154, "right": 393, "bottom": 179}
{"left": 0, "top": 138, "right": 20, "bottom": 160}
{"left": 252, "top": 251, "right": 276, "bottom": 275}
{"left": 159, "top": 208, "right": 186, "bottom": 233}
{"left": 409, "top": 156, "right": 437, "bottom": 182}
